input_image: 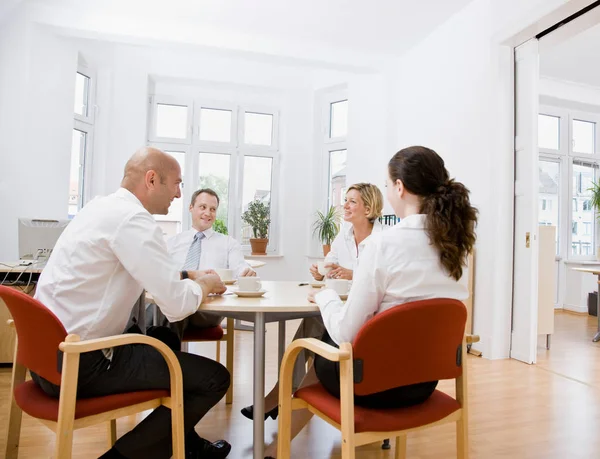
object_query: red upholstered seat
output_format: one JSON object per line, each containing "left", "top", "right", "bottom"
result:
{"left": 182, "top": 325, "right": 224, "bottom": 342}
{"left": 295, "top": 384, "right": 460, "bottom": 433}
{"left": 14, "top": 381, "right": 169, "bottom": 421}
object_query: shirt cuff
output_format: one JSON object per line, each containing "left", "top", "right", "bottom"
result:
{"left": 182, "top": 278, "right": 205, "bottom": 304}
{"left": 315, "top": 288, "right": 340, "bottom": 308}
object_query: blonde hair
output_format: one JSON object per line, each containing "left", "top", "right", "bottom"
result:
{"left": 347, "top": 183, "right": 384, "bottom": 222}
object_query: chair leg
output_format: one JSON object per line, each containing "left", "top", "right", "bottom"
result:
{"left": 225, "top": 318, "right": 234, "bottom": 405}
{"left": 216, "top": 340, "right": 221, "bottom": 363}
{"left": 457, "top": 417, "right": 469, "bottom": 459}
{"left": 5, "top": 391, "right": 23, "bottom": 459}
{"left": 395, "top": 435, "right": 407, "bottom": 459}
{"left": 108, "top": 419, "right": 117, "bottom": 448}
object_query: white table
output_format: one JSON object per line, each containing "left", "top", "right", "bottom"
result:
{"left": 572, "top": 268, "right": 600, "bottom": 342}
{"left": 199, "top": 281, "right": 320, "bottom": 459}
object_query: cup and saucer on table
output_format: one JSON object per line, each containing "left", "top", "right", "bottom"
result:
{"left": 232, "top": 276, "right": 266, "bottom": 298}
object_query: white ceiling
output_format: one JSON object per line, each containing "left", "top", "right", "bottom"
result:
{"left": 541, "top": 20, "right": 600, "bottom": 87}
{"left": 21, "top": 0, "right": 475, "bottom": 67}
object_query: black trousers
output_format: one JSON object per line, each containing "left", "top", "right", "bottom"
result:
{"left": 31, "top": 341, "right": 230, "bottom": 459}
{"left": 314, "top": 332, "right": 438, "bottom": 409}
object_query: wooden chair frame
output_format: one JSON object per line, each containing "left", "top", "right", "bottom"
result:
{"left": 5, "top": 321, "right": 186, "bottom": 459}
{"left": 182, "top": 317, "right": 235, "bottom": 404}
{"left": 277, "top": 335, "right": 480, "bottom": 459}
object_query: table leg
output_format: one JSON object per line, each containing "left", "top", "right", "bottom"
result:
{"left": 278, "top": 320, "right": 286, "bottom": 369}
{"left": 594, "top": 276, "right": 600, "bottom": 342}
{"left": 253, "top": 312, "right": 266, "bottom": 459}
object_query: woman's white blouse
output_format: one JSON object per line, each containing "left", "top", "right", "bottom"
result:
{"left": 324, "top": 219, "right": 384, "bottom": 270}
{"left": 315, "top": 214, "right": 469, "bottom": 345}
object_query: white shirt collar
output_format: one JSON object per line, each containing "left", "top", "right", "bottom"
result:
{"left": 115, "top": 187, "right": 146, "bottom": 210}
{"left": 344, "top": 218, "right": 384, "bottom": 240}
{"left": 396, "top": 214, "right": 426, "bottom": 229}
{"left": 190, "top": 226, "right": 215, "bottom": 239}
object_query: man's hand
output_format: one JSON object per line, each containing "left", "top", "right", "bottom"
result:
{"left": 196, "top": 273, "right": 227, "bottom": 297}
{"left": 240, "top": 267, "right": 257, "bottom": 277}
{"left": 309, "top": 264, "right": 325, "bottom": 281}
{"left": 326, "top": 264, "right": 353, "bottom": 280}
{"left": 187, "top": 269, "right": 217, "bottom": 281}
{"left": 307, "top": 289, "right": 319, "bottom": 303}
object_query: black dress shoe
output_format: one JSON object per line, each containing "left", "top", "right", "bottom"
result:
{"left": 240, "top": 405, "right": 279, "bottom": 421}
{"left": 186, "top": 431, "right": 231, "bottom": 459}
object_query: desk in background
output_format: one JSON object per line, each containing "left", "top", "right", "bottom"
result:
{"left": 0, "top": 262, "right": 44, "bottom": 363}
{"left": 572, "top": 267, "right": 600, "bottom": 342}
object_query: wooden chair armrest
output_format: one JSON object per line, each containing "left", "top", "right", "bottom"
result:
{"left": 7, "top": 319, "right": 14, "bottom": 328}
{"left": 466, "top": 334, "right": 480, "bottom": 345}
{"left": 283, "top": 338, "right": 351, "bottom": 363}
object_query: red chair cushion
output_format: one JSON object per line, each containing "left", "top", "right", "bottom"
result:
{"left": 295, "top": 383, "right": 460, "bottom": 433}
{"left": 182, "top": 325, "right": 224, "bottom": 342}
{"left": 14, "top": 381, "right": 169, "bottom": 421}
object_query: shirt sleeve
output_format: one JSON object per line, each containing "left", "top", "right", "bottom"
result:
{"left": 315, "top": 235, "right": 386, "bottom": 345}
{"left": 227, "top": 236, "right": 252, "bottom": 277}
{"left": 110, "top": 212, "right": 204, "bottom": 322}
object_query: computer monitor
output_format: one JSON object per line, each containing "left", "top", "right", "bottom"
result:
{"left": 18, "top": 218, "right": 70, "bottom": 261}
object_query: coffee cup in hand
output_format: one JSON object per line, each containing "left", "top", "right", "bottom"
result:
{"left": 325, "top": 278, "right": 350, "bottom": 295}
{"left": 318, "top": 261, "right": 332, "bottom": 277}
{"left": 215, "top": 268, "right": 234, "bottom": 281}
{"left": 237, "top": 276, "right": 262, "bottom": 292}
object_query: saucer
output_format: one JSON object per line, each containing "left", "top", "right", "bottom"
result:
{"left": 223, "top": 280, "right": 237, "bottom": 285}
{"left": 233, "top": 289, "right": 266, "bottom": 298}
{"left": 310, "top": 282, "right": 325, "bottom": 288}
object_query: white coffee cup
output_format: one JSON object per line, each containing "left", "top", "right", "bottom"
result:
{"left": 237, "top": 276, "right": 262, "bottom": 292}
{"left": 318, "top": 261, "right": 332, "bottom": 277}
{"left": 215, "top": 268, "right": 234, "bottom": 281}
{"left": 325, "top": 278, "right": 350, "bottom": 295}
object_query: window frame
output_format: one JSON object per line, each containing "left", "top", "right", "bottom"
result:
{"left": 539, "top": 105, "right": 600, "bottom": 261}
{"left": 148, "top": 97, "right": 280, "bottom": 254}
{"left": 73, "top": 65, "right": 95, "bottom": 125}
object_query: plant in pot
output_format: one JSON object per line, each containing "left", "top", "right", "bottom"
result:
{"left": 213, "top": 219, "right": 228, "bottom": 235}
{"left": 242, "top": 200, "right": 271, "bottom": 255}
{"left": 589, "top": 180, "right": 600, "bottom": 259}
{"left": 312, "top": 206, "right": 340, "bottom": 257}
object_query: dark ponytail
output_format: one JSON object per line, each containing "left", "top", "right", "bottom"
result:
{"left": 388, "top": 146, "right": 478, "bottom": 281}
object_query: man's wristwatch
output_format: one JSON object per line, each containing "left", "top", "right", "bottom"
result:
{"left": 181, "top": 270, "right": 189, "bottom": 280}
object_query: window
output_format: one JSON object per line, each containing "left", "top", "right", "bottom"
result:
{"left": 538, "top": 159, "right": 560, "bottom": 254}
{"left": 148, "top": 97, "right": 279, "bottom": 251}
{"left": 539, "top": 106, "right": 600, "bottom": 260}
{"left": 538, "top": 114, "right": 560, "bottom": 150}
{"left": 69, "top": 66, "right": 95, "bottom": 218}
{"left": 319, "top": 89, "right": 348, "bottom": 218}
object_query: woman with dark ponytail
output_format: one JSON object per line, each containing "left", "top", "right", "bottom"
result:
{"left": 263, "top": 146, "right": 478, "bottom": 457}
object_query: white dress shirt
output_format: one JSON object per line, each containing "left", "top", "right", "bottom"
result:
{"left": 324, "top": 219, "right": 384, "bottom": 270}
{"left": 167, "top": 228, "right": 252, "bottom": 277}
{"left": 315, "top": 214, "right": 468, "bottom": 345}
{"left": 35, "top": 188, "right": 204, "bottom": 341}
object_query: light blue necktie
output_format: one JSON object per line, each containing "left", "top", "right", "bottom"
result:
{"left": 182, "top": 232, "right": 205, "bottom": 270}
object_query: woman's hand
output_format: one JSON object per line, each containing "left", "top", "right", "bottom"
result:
{"left": 309, "top": 264, "right": 325, "bottom": 281}
{"left": 326, "top": 264, "right": 353, "bottom": 280}
{"left": 307, "top": 289, "right": 318, "bottom": 303}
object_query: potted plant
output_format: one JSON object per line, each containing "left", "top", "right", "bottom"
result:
{"left": 589, "top": 181, "right": 600, "bottom": 259}
{"left": 242, "top": 200, "right": 271, "bottom": 255}
{"left": 213, "top": 219, "right": 228, "bottom": 235}
{"left": 312, "top": 206, "right": 340, "bottom": 256}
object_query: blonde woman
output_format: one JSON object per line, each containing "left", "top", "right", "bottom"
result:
{"left": 310, "top": 183, "right": 385, "bottom": 280}
{"left": 241, "top": 183, "right": 384, "bottom": 421}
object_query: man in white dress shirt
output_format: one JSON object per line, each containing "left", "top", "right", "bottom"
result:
{"left": 33, "top": 148, "right": 232, "bottom": 459}
{"left": 156, "top": 188, "right": 255, "bottom": 337}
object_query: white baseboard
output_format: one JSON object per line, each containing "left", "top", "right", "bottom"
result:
{"left": 563, "top": 303, "right": 588, "bottom": 314}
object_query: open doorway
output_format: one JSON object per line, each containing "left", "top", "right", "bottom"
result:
{"left": 512, "top": 2, "right": 600, "bottom": 376}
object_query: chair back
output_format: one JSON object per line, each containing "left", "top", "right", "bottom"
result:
{"left": 352, "top": 298, "right": 467, "bottom": 396}
{"left": 0, "top": 286, "right": 68, "bottom": 386}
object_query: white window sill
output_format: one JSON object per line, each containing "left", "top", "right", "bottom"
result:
{"left": 564, "top": 259, "right": 600, "bottom": 265}
{"left": 244, "top": 254, "right": 284, "bottom": 258}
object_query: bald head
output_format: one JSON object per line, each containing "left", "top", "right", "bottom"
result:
{"left": 121, "top": 147, "right": 182, "bottom": 215}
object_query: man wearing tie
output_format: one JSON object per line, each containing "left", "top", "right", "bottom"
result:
{"left": 163, "top": 188, "right": 256, "bottom": 338}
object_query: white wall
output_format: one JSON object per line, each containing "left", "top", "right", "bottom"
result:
{"left": 384, "top": 0, "right": 569, "bottom": 359}
{"left": 0, "top": 11, "right": 77, "bottom": 260}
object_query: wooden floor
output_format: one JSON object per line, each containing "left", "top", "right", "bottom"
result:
{"left": 1, "top": 311, "right": 599, "bottom": 458}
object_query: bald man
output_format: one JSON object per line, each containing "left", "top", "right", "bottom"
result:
{"left": 33, "top": 147, "right": 232, "bottom": 459}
